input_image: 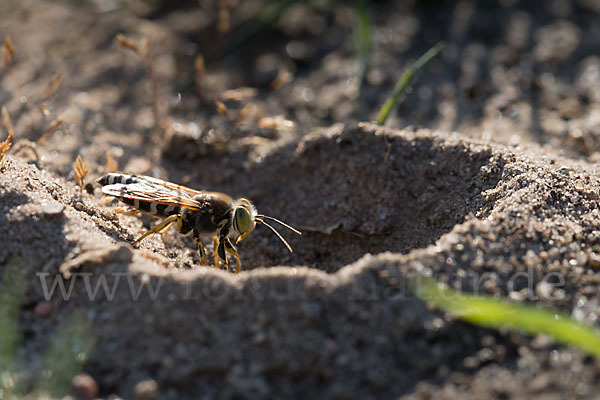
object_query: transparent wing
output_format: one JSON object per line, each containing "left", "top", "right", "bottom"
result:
{"left": 134, "top": 175, "right": 205, "bottom": 197}
{"left": 101, "top": 182, "right": 202, "bottom": 210}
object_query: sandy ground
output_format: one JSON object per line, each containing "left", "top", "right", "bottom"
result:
{"left": 2, "top": 0, "right": 600, "bottom": 399}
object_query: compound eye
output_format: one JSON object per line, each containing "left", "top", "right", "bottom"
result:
{"left": 234, "top": 207, "right": 253, "bottom": 234}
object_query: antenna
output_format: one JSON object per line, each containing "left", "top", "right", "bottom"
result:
{"left": 256, "top": 215, "right": 302, "bottom": 235}
{"left": 255, "top": 215, "right": 301, "bottom": 253}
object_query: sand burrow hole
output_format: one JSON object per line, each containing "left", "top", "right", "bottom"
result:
{"left": 181, "top": 124, "right": 506, "bottom": 273}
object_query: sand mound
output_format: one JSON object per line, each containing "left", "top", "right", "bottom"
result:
{"left": 3, "top": 124, "right": 600, "bottom": 398}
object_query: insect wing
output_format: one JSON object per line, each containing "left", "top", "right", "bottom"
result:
{"left": 135, "top": 175, "right": 205, "bottom": 197}
{"left": 101, "top": 182, "right": 202, "bottom": 210}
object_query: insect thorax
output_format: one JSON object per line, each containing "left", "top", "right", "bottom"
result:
{"left": 188, "top": 193, "right": 234, "bottom": 237}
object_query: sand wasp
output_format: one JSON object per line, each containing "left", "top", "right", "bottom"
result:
{"left": 97, "top": 173, "right": 301, "bottom": 273}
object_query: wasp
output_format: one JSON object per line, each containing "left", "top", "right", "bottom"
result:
{"left": 97, "top": 173, "right": 301, "bottom": 273}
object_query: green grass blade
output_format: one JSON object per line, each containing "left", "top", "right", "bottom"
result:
{"left": 1, "top": 257, "right": 96, "bottom": 398}
{"left": 414, "top": 277, "right": 600, "bottom": 357}
{"left": 0, "top": 257, "right": 29, "bottom": 370}
{"left": 33, "top": 309, "right": 96, "bottom": 398}
{"left": 0, "top": 256, "right": 30, "bottom": 398}
{"left": 221, "top": 0, "right": 299, "bottom": 56}
{"left": 354, "top": 0, "right": 371, "bottom": 96}
{"left": 376, "top": 41, "right": 445, "bottom": 126}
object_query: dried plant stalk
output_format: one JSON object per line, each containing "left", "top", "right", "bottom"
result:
{"left": 195, "top": 55, "right": 205, "bottom": 93}
{"left": 221, "top": 87, "right": 258, "bottom": 101}
{"left": 218, "top": 0, "right": 232, "bottom": 33}
{"left": 116, "top": 34, "right": 140, "bottom": 54}
{"left": 238, "top": 103, "right": 256, "bottom": 121}
{"left": 43, "top": 72, "right": 65, "bottom": 100}
{"left": 37, "top": 115, "right": 65, "bottom": 144}
{"left": 1, "top": 106, "right": 15, "bottom": 142}
{"left": 116, "top": 33, "right": 161, "bottom": 129}
{"left": 2, "top": 35, "right": 14, "bottom": 67}
{"left": 270, "top": 69, "right": 293, "bottom": 90}
{"left": 0, "top": 136, "right": 11, "bottom": 170}
{"left": 215, "top": 100, "right": 229, "bottom": 118}
{"left": 106, "top": 153, "right": 118, "bottom": 173}
{"left": 73, "top": 155, "right": 89, "bottom": 192}
{"left": 258, "top": 115, "right": 295, "bottom": 130}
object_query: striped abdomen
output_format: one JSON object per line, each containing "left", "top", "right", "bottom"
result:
{"left": 97, "top": 173, "right": 143, "bottom": 186}
{"left": 118, "top": 197, "right": 181, "bottom": 217}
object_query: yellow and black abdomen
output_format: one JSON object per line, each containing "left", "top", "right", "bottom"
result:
{"left": 119, "top": 197, "right": 181, "bottom": 217}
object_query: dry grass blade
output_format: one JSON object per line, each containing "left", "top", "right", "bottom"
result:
{"left": 116, "top": 34, "right": 149, "bottom": 59}
{"left": 47, "top": 116, "right": 64, "bottom": 134}
{"left": 258, "top": 115, "right": 295, "bottom": 130}
{"left": 195, "top": 55, "right": 205, "bottom": 93}
{"left": 73, "top": 155, "right": 89, "bottom": 192}
{"left": 2, "top": 106, "right": 16, "bottom": 142}
{"left": 37, "top": 116, "right": 65, "bottom": 144}
{"left": 238, "top": 103, "right": 256, "bottom": 121}
{"left": 43, "top": 72, "right": 65, "bottom": 100}
{"left": 2, "top": 35, "right": 14, "bottom": 67}
{"left": 270, "top": 69, "right": 293, "bottom": 90}
{"left": 139, "top": 38, "right": 151, "bottom": 59}
{"left": 0, "top": 136, "right": 11, "bottom": 170}
{"left": 116, "top": 33, "right": 140, "bottom": 54}
{"left": 218, "top": 0, "right": 232, "bottom": 33}
{"left": 215, "top": 100, "right": 229, "bottom": 119}
{"left": 116, "top": 33, "right": 160, "bottom": 129}
{"left": 106, "top": 153, "right": 118, "bottom": 173}
{"left": 221, "top": 87, "right": 258, "bottom": 101}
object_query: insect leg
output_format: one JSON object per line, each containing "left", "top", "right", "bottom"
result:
{"left": 217, "top": 239, "right": 228, "bottom": 272}
{"left": 211, "top": 233, "right": 229, "bottom": 271}
{"left": 213, "top": 235, "right": 222, "bottom": 270}
{"left": 224, "top": 238, "right": 242, "bottom": 273}
{"left": 132, "top": 214, "right": 180, "bottom": 246}
{"left": 193, "top": 230, "right": 207, "bottom": 265}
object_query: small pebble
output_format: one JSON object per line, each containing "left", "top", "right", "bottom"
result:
{"left": 587, "top": 252, "right": 600, "bottom": 268}
{"left": 72, "top": 373, "right": 99, "bottom": 400}
{"left": 41, "top": 202, "right": 64, "bottom": 217}
{"left": 34, "top": 301, "right": 53, "bottom": 318}
{"left": 134, "top": 379, "right": 158, "bottom": 400}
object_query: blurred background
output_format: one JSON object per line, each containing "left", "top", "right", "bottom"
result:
{"left": 2, "top": 0, "right": 600, "bottom": 171}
